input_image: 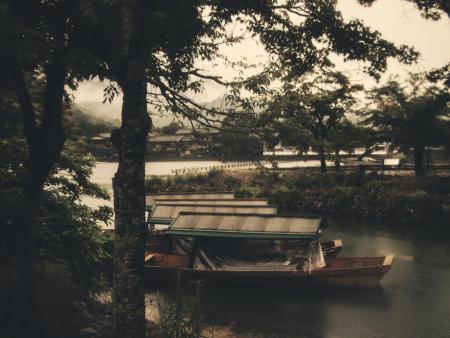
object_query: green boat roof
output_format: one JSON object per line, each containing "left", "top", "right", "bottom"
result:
{"left": 149, "top": 204, "right": 278, "bottom": 224}
{"left": 152, "top": 198, "right": 269, "bottom": 206}
{"left": 146, "top": 192, "right": 235, "bottom": 205}
{"left": 165, "top": 212, "right": 323, "bottom": 239}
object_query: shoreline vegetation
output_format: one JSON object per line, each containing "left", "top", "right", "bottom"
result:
{"left": 146, "top": 169, "right": 450, "bottom": 228}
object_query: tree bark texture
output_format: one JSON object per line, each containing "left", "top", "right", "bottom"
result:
{"left": 113, "top": 62, "right": 150, "bottom": 338}
{"left": 112, "top": 0, "right": 152, "bottom": 335}
{"left": 414, "top": 145, "right": 425, "bottom": 177}
{"left": 112, "top": 1, "right": 150, "bottom": 337}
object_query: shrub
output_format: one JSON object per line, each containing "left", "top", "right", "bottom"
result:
{"left": 145, "top": 170, "right": 449, "bottom": 227}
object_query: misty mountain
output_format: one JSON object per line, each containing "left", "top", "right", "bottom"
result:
{"left": 65, "top": 107, "right": 119, "bottom": 138}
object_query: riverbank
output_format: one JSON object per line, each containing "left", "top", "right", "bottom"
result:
{"left": 146, "top": 169, "right": 450, "bottom": 228}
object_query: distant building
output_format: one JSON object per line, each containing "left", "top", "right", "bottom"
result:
{"left": 148, "top": 128, "right": 221, "bottom": 158}
{"left": 89, "top": 132, "right": 111, "bottom": 146}
{"left": 88, "top": 132, "right": 115, "bottom": 160}
{"left": 147, "top": 134, "right": 185, "bottom": 157}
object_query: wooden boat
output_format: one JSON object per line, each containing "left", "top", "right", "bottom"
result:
{"left": 144, "top": 212, "right": 393, "bottom": 288}
{"left": 145, "top": 254, "right": 394, "bottom": 288}
{"left": 146, "top": 203, "right": 343, "bottom": 258}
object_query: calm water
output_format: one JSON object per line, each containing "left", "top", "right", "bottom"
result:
{"left": 146, "top": 219, "right": 450, "bottom": 338}
{"left": 88, "top": 161, "right": 450, "bottom": 337}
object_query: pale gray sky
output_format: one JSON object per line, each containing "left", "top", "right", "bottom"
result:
{"left": 72, "top": 0, "right": 450, "bottom": 126}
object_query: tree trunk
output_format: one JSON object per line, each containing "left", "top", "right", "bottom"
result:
{"left": 414, "top": 145, "right": 425, "bottom": 177}
{"left": 9, "top": 169, "right": 46, "bottom": 338}
{"left": 7, "top": 135, "right": 65, "bottom": 338}
{"left": 113, "top": 60, "right": 150, "bottom": 338}
{"left": 6, "top": 58, "right": 66, "bottom": 338}
{"left": 334, "top": 150, "right": 341, "bottom": 170}
{"left": 318, "top": 147, "right": 327, "bottom": 172}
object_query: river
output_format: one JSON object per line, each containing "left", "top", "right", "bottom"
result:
{"left": 89, "top": 161, "right": 450, "bottom": 337}
{"left": 145, "top": 219, "right": 450, "bottom": 338}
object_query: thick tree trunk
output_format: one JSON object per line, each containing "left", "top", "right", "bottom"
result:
{"left": 414, "top": 145, "right": 425, "bottom": 177}
{"left": 113, "top": 59, "right": 150, "bottom": 338}
{"left": 7, "top": 136, "right": 65, "bottom": 338}
{"left": 6, "top": 59, "right": 66, "bottom": 338}
{"left": 10, "top": 170, "right": 46, "bottom": 338}
{"left": 111, "top": 1, "right": 150, "bottom": 336}
{"left": 318, "top": 147, "right": 327, "bottom": 172}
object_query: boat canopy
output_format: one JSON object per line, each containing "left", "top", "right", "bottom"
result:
{"left": 151, "top": 198, "right": 269, "bottom": 206}
{"left": 149, "top": 204, "right": 278, "bottom": 224}
{"left": 166, "top": 212, "right": 323, "bottom": 239}
{"left": 146, "top": 191, "right": 235, "bottom": 205}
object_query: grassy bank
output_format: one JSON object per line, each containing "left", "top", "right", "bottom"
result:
{"left": 146, "top": 169, "right": 450, "bottom": 228}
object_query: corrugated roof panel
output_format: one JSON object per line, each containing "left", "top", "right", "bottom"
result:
{"left": 146, "top": 192, "right": 235, "bottom": 205}
{"left": 167, "top": 212, "right": 322, "bottom": 239}
{"left": 150, "top": 204, "right": 278, "bottom": 220}
{"left": 216, "top": 215, "right": 241, "bottom": 231}
{"left": 152, "top": 198, "right": 269, "bottom": 206}
{"left": 290, "top": 218, "right": 320, "bottom": 233}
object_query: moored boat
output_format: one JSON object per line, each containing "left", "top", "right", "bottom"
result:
{"left": 146, "top": 202, "right": 343, "bottom": 257}
{"left": 144, "top": 212, "right": 393, "bottom": 288}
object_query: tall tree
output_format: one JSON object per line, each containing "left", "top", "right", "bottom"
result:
{"left": 0, "top": 2, "right": 104, "bottom": 336}
{"left": 109, "top": 2, "right": 151, "bottom": 337}
{"left": 266, "top": 72, "right": 363, "bottom": 172}
{"left": 365, "top": 73, "right": 450, "bottom": 176}
{"left": 327, "top": 121, "right": 369, "bottom": 169}
{"left": 0, "top": 90, "right": 113, "bottom": 336}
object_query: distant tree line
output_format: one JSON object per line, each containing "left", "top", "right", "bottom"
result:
{"left": 256, "top": 71, "right": 449, "bottom": 175}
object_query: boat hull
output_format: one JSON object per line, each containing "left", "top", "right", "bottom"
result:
{"left": 145, "top": 256, "right": 393, "bottom": 288}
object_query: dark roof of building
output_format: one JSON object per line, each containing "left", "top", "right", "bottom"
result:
{"left": 148, "top": 135, "right": 185, "bottom": 143}
{"left": 175, "top": 128, "right": 220, "bottom": 135}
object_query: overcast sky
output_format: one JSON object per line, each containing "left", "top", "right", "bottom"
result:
{"left": 72, "top": 0, "right": 450, "bottom": 126}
